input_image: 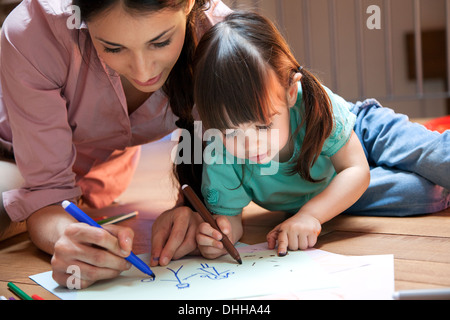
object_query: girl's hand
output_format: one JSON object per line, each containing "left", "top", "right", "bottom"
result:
{"left": 196, "top": 216, "right": 233, "bottom": 260}
{"left": 51, "top": 223, "right": 134, "bottom": 289}
{"left": 266, "top": 213, "right": 322, "bottom": 256}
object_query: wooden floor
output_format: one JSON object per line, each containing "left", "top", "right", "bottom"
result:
{"left": 0, "top": 137, "right": 449, "bottom": 299}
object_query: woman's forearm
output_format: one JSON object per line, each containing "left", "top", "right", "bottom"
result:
{"left": 26, "top": 205, "right": 76, "bottom": 255}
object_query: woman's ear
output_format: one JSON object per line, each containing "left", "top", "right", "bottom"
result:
{"left": 287, "top": 72, "right": 302, "bottom": 107}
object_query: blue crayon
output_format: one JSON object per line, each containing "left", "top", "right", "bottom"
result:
{"left": 61, "top": 200, "right": 155, "bottom": 279}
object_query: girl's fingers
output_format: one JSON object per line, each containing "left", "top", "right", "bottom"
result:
{"left": 267, "top": 223, "right": 320, "bottom": 254}
{"left": 196, "top": 232, "right": 224, "bottom": 249}
{"left": 215, "top": 216, "right": 232, "bottom": 236}
{"left": 198, "top": 222, "right": 223, "bottom": 240}
{"left": 297, "top": 234, "right": 309, "bottom": 251}
{"left": 307, "top": 233, "right": 318, "bottom": 248}
{"left": 276, "top": 229, "right": 289, "bottom": 256}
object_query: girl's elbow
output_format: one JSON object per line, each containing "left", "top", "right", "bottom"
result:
{"left": 361, "top": 165, "right": 371, "bottom": 191}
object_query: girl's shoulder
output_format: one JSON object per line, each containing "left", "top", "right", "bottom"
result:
{"left": 293, "top": 82, "right": 356, "bottom": 157}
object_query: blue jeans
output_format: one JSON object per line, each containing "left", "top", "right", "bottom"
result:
{"left": 345, "top": 99, "right": 450, "bottom": 217}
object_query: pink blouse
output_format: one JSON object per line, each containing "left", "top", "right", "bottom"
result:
{"left": 0, "top": 0, "right": 231, "bottom": 222}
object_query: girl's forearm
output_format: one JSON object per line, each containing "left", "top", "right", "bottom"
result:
{"left": 298, "top": 165, "right": 370, "bottom": 224}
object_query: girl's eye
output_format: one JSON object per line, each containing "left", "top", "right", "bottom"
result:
{"left": 152, "top": 39, "right": 172, "bottom": 49}
{"left": 256, "top": 123, "right": 274, "bottom": 131}
{"left": 103, "top": 47, "right": 122, "bottom": 54}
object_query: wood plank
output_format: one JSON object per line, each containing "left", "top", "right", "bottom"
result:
{"left": 317, "top": 231, "right": 450, "bottom": 263}
{"left": 0, "top": 234, "right": 51, "bottom": 284}
{"left": 323, "top": 209, "right": 450, "bottom": 238}
{"left": 395, "top": 280, "right": 450, "bottom": 291}
{"left": 395, "top": 260, "right": 450, "bottom": 287}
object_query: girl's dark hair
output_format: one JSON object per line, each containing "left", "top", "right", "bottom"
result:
{"left": 73, "top": 0, "right": 210, "bottom": 198}
{"left": 194, "top": 11, "right": 334, "bottom": 182}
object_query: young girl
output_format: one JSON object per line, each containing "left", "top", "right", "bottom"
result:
{"left": 192, "top": 12, "right": 450, "bottom": 259}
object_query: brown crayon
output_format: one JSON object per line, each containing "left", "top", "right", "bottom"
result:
{"left": 182, "top": 184, "right": 242, "bottom": 265}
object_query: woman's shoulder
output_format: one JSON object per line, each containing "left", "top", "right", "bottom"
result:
{"left": 1, "top": 0, "right": 82, "bottom": 84}
{"left": 2, "top": 0, "right": 78, "bottom": 53}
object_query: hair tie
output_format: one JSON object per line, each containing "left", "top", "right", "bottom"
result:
{"left": 298, "top": 66, "right": 304, "bottom": 73}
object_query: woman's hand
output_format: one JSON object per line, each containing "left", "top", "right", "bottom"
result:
{"left": 150, "top": 206, "right": 203, "bottom": 267}
{"left": 51, "top": 223, "right": 134, "bottom": 289}
{"left": 266, "top": 213, "right": 322, "bottom": 256}
{"left": 27, "top": 205, "right": 134, "bottom": 289}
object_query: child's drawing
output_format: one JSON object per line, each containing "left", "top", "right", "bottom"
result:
{"left": 162, "top": 266, "right": 190, "bottom": 289}
{"left": 161, "top": 263, "right": 235, "bottom": 289}
{"left": 187, "top": 263, "right": 234, "bottom": 280}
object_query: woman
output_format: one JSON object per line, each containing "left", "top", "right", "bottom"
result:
{"left": 0, "top": 0, "right": 230, "bottom": 288}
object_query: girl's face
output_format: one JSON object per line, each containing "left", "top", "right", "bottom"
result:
{"left": 222, "top": 71, "right": 301, "bottom": 164}
{"left": 87, "top": 1, "right": 194, "bottom": 93}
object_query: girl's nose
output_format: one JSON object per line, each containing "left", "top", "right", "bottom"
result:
{"left": 245, "top": 131, "right": 262, "bottom": 153}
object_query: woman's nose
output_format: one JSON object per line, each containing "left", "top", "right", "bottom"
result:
{"left": 129, "top": 52, "right": 153, "bottom": 81}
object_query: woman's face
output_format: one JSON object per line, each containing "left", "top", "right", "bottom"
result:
{"left": 87, "top": 3, "right": 193, "bottom": 93}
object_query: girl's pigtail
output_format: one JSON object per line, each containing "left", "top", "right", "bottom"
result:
{"left": 292, "top": 67, "right": 334, "bottom": 182}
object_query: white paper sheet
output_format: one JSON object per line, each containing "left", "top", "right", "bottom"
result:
{"left": 30, "top": 246, "right": 337, "bottom": 300}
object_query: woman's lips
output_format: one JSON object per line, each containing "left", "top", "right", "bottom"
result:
{"left": 133, "top": 73, "right": 162, "bottom": 87}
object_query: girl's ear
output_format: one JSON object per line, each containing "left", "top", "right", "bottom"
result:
{"left": 185, "top": 0, "right": 196, "bottom": 15}
{"left": 287, "top": 72, "right": 302, "bottom": 108}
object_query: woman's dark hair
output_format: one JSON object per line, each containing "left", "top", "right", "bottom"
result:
{"left": 194, "top": 11, "right": 334, "bottom": 182}
{"left": 73, "top": 0, "right": 210, "bottom": 198}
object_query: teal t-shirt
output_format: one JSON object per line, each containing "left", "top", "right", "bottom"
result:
{"left": 201, "top": 84, "right": 356, "bottom": 216}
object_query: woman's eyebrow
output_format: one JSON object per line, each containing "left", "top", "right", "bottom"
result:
{"left": 95, "top": 26, "right": 175, "bottom": 47}
{"left": 148, "top": 26, "right": 175, "bottom": 42}
{"left": 96, "top": 38, "right": 123, "bottom": 47}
